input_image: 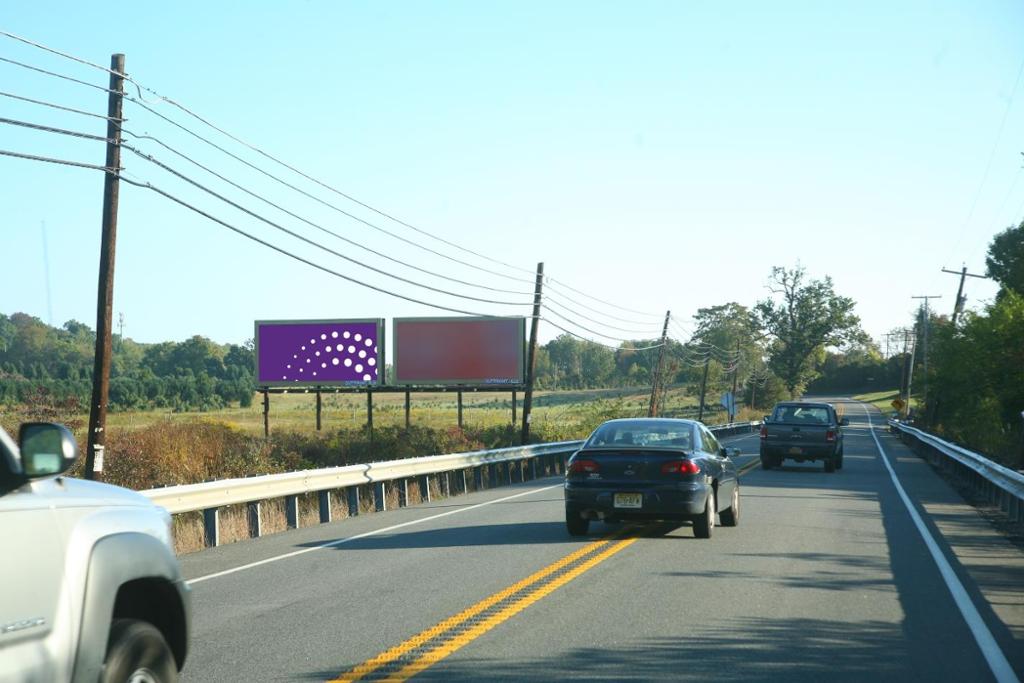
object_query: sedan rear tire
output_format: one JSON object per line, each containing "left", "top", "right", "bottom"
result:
{"left": 565, "top": 508, "right": 589, "bottom": 536}
{"left": 693, "top": 490, "right": 715, "bottom": 539}
{"left": 824, "top": 457, "right": 836, "bottom": 473}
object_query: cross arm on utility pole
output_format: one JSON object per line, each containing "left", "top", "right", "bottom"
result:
{"left": 940, "top": 267, "right": 990, "bottom": 325}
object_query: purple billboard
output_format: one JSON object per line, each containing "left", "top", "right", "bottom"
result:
{"left": 255, "top": 319, "right": 383, "bottom": 387}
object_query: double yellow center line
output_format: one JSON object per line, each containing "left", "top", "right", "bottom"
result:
{"left": 331, "top": 454, "right": 758, "bottom": 681}
{"left": 331, "top": 532, "right": 638, "bottom": 682}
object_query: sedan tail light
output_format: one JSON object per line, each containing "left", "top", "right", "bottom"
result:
{"left": 568, "top": 459, "right": 600, "bottom": 474}
{"left": 826, "top": 430, "right": 836, "bottom": 442}
{"left": 760, "top": 425, "right": 768, "bottom": 440}
{"left": 661, "top": 460, "right": 701, "bottom": 475}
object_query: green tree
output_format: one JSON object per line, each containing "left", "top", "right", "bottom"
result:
{"left": 986, "top": 219, "right": 1024, "bottom": 295}
{"left": 755, "top": 266, "right": 864, "bottom": 398}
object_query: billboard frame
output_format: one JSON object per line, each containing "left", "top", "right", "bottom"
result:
{"left": 392, "top": 315, "right": 526, "bottom": 387}
{"left": 254, "top": 318, "right": 385, "bottom": 389}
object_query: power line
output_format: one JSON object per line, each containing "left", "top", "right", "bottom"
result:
{"left": 543, "top": 279, "right": 666, "bottom": 326}
{"left": 0, "top": 115, "right": 111, "bottom": 143}
{"left": 125, "top": 97, "right": 536, "bottom": 285}
{"left": 0, "top": 90, "right": 116, "bottom": 120}
{"left": 0, "top": 55, "right": 115, "bottom": 94}
{"left": 121, "top": 129, "right": 532, "bottom": 296}
{"left": 117, "top": 174, "right": 508, "bottom": 317}
{"left": 540, "top": 318, "right": 665, "bottom": 351}
{"left": 545, "top": 276, "right": 663, "bottom": 317}
{"left": 0, "top": 147, "right": 115, "bottom": 172}
{"left": 0, "top": 31, "right": 535, "bottom": 283}
{"left": 542, "top": 292, "right": 665, "bottom": 335}
{"left": 0, "top": 30, "right": 122, "bottom": 78}
{"left": 123, "top": 143, "right": 532, "bottom": 308}
{"left": 540, "top": 304, "right": 663, "bottom": 344}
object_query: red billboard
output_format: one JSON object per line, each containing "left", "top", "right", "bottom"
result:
{"left": 393, "top": 317, "right": 525, "bottom": 386}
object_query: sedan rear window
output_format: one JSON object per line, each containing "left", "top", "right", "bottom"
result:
{"left": 585, "top": 421, "right": 693, "bottom": 449}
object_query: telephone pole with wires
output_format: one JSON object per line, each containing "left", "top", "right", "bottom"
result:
{"left": 647, "top": 311, "right": 671, "bottom": 417}
{"left": 941, "top": 267, "right": 989, "bottom": 325}
{"left": 85, "top": 53, "right": 125, "bottom": 482}
{"left": 520, "top": 263, "right": 544, "bottom": 444}
{"left": 911, "top": 295, "right": 941, "bottom": 415}
{"left": 696, "top": 356, "right": 711, "bottom": 422}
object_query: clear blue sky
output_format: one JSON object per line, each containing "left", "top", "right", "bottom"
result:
{"left": 3, "top": 1, "right": 1022, "bottom": 350}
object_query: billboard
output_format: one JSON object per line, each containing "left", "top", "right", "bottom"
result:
{"left": 255, "top": 319, "right": 383, "bottom": 387}
{"left": 393, "top": 316, "right": 525, "bottom": 386}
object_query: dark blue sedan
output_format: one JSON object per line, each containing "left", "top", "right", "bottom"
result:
{"left": 563, "top": 418, "right": 741, "bottom": 538}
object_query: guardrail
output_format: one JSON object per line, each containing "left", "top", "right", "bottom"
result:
{"left": 889, "top": 420, "right": 1024, "bottom": 525}
{"left": 143, "top": 421, "right": 761, "bottom": 548}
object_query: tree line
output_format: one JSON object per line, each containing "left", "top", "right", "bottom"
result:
{"left": 1, "top": 263, "right": 871, "bottom": 414}
{"left": 0, "top": 314, "right": 255, "bottom": 411}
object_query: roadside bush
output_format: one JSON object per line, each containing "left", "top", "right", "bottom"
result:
{"left": 103, "top": 420, "right": 280, "bottom": 490}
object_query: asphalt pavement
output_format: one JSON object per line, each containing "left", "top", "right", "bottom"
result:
{"left": 178, "top": 402, "right": 1024, "bottom": 682}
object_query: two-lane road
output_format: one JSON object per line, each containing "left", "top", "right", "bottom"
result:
{"left": 179, "top": 403, "right": 1024, "bottom": 681}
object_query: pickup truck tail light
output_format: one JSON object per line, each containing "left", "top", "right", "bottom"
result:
{"left": 661, "top": 460, "right": 701, "bottom": 475}
{"left": 826, "top": 430, "right": 836, "bottom": 442}
{"left": 568, "top": 459, "right": 600, "bottom": 474}
{"left": 759, "top": 425, "right": 768, "bottom": 440}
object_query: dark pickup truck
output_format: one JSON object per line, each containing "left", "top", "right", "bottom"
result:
{"left": 759, "top": 401, "right": 848, "bottom": 472}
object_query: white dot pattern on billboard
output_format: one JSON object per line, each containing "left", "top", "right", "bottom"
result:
{"left": 263, "top": 322, "right": 380, "bottom": 385}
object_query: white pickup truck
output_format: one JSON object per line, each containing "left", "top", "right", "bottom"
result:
{"left": 0, "top": 422, "right": 190, "bottom": 682}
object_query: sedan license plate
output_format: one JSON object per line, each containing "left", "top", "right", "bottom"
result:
{"left": 788, "top": 446, "right": 803, "bottom": 455}
{"left": 614, "top": 493, "right": 642, "bottom": 509}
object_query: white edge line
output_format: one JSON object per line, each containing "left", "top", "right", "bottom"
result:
{"left": 188, "top": 484, "right": 563, "bottom": 585}
{"left": 863, "top": 404, "right": 1019, "bottom": 683}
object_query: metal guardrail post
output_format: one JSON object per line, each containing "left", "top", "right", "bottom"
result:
{"left": 347, "top": 487, "right": 359, "bottom": 517}
{"left": 247, "top": 501, "right": 261, "bottom": 538}
{"left": 473, "top": 467, "right": 483, "bottom": 491}
{"left": 203, "top": 508, "right": 219, "bottom": 548}
{"left": 374, "top": 482, "right": 386, "bottom": 512}
{"left": 398, "top": 479, "right": 409, "bottom": 507}
{"left": 285, "top": 495, "right": 299, "bottom": 530}
{"left": 319, "top": 491, "right": 332, "bottom": 523}
{"left": 530, "top": 457, "right": 538, "bottom": 481}
{"left": 418, "top": 475, "right": 430, "bottom": 502}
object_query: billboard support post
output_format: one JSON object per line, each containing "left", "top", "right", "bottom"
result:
{"left": 647, "top": 310, "right": 671, "bottom": 417}
{"left": 315, "top": 389, "right": 322, "bottom": 431}
{"left": 457, "top": 391, "right": 464, "bottom": 429}
{"left": 366, "top": 390, "right": 374, "bottom": 445}
{"left": 262, "top": 389, "right": 270, "bottom": 438}
{"left": 404, "top": 390, "right": 411, "bottom": 430}
{"left": 511, "top": 390, "right": 517, "bottom": 425}
{"left": 521, "top": 262, "right": 545, "bottom": 444}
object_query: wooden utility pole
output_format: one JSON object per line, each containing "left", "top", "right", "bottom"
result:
{"left": 911, "top": 295, "right": 941, "bottom": 414}
{"left": 520, "top": 263, "right": 544, "bottom": 444}
{"left": 905, "top": 329, "right": 917, "bottom": 419}
{"left": 729, "top": 341, "right": 740, "bottom": 422}
{"left": 696, "top": 357, "right": 711, "bottom": 422}
{"left": 85, "top": 53, "right": 125, "bottom": 481}
{"left": 647, "top": 311, "right": 671, "bottom": 417}
{"left": 941, "top": 267, "right": 989, "bottom": 326}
